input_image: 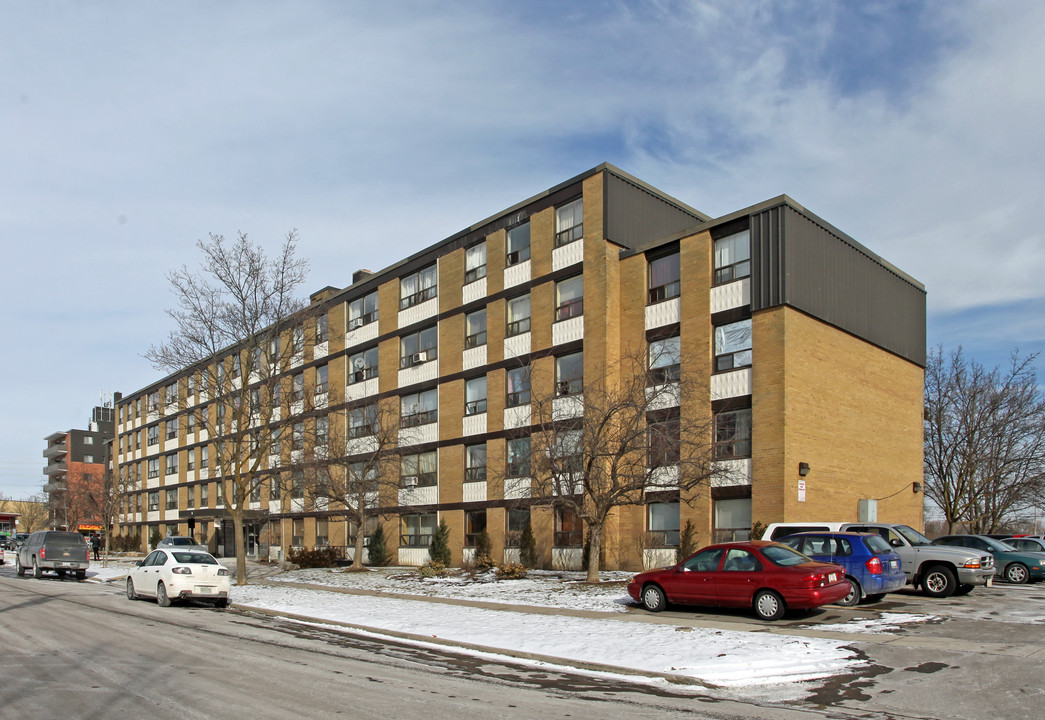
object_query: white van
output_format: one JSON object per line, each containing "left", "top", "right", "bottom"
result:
{"left": 761, "top": 522, "right": 845, "bottom": 542}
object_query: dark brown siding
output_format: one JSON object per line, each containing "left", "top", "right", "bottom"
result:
{"left": 751, "top": 204, "right": 926, "bottom": 366}
{"left": 604, "top": 173, "right": 705, "bottom": 248}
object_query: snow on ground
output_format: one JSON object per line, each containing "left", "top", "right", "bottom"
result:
{"left": 803, "top": 613, "right": 937, "bottom": 633}
{"left": 231, "top": 582, "right": 865, "bottom": 688}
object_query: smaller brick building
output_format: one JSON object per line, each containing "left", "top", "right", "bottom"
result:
{"left": 43, "top": 405, "right": 114, "bottom": 533}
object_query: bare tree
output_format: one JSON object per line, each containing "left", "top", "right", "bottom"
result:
{"left": 924, "top": 347, "right": 1045, "bottom": 533}
{"left": 146, "top": 231, "right": 309, "bottom": 585}
{"left": 528, "top": 343, "right": 726, "bottom": 582}
{"left": 13, "top": 495, "right": 48, "bottom": 533}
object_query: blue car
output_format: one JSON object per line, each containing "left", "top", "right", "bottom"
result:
{"left": 778, "top": 531, "right": 907, "bottom": 606}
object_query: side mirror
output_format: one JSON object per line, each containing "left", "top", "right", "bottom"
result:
{"left": 890, "top": 539, "right": 903, "bottom": 548}
{"left": 135, "top": 560, "right": 143, "bottom": 567}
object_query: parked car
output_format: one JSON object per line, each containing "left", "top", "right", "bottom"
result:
{"left": 776, "top": 532, "right": 907, "bottom": 606}
{"left": 761, "top": 522, "right": 846, "bottom": 541}
{"left": 126, "top": 548, "right": 231, "bottom": 608}
{"left": 14, "top": 532, "right": 29, "bottom": 547}
{"left": 15, "top": 530, "right": 90, "bottom": 579}
{"left": 1004, "top": 537, "right": 1045, "bottom": 554}
{"left": 932, "top": 535, "right": 1045, "bottom": 584}
{"left": 156, "top": 536, "right": 208, "bottom": 552}
{"left": 627, "top": 541, "right": 849, "bottom": 621}
{"left": 0, "top": 533, "right": 14, "bottom": 550}
{"left": 837, "top": 523, "right": 996, "bottom": 597}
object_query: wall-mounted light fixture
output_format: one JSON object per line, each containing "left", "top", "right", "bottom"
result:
{"left": 912, "top": 481, "right": 922, "bottom": 494}
{"left": 798, "top": 462, "right": 810, "bottom": 477}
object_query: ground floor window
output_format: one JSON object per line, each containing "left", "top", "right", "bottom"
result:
{"left": 554, "top": 506, "right": 582, "bottom": 547}
{"left": 464, "top": 510, "right": 487, "bottom": 547}
{"left": 315, "top": 518, "right": 329, "bottom": 547}
{"left": 713, "top": 497, "right": 752, "bottom": 542}
{"left": 401, "top": 512, "right": 437, "bottom": 548}
{"left": 505, "top": 508, "right": 530, "bottom": 548}
{"left": 292, "top": 518, "right": 304, "bottom": 547}
{"left": 647, "top": 502, "right": 680, "bottom": 546}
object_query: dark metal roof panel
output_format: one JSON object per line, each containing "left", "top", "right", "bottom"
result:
{"left": 604, "top": 172, "right": 708, "bottom": 249}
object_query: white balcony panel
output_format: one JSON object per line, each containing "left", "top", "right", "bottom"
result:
{"left": 314, "top": 391, "right": 329, "bottom": 409}
{"left": 290, "top": 400, "right": 303, "bottom": 416}
{"left": 198, "top": 428, "right": 209, "bottom": 441}
{"left": 249, "top": 500, "right": 262, "bottom": 511}
{"left": 462, "top": 277, "right": 487, "bottom": 304}
{"left": 503, "top": 477, "right": 531, "bottom": 500}
{"left": 462, "top": 413, "right": 487, "bottom": 437}
{"left": 461, "top": 548, "right": 476, "bottom": 566}
{"left": 552, "top": 239, "right": 583, "bottom": 271}
{"left": 503, "top": 259, "right": 530, "bottom": 289}
{"left": 398, "top": 547, "right": 430, "bottom": 567}
{"left": 642, "top": 549, "right": 677, "bottom": 571}
{"left": 231, "top": 377, "right": 242, "bottom": 391}
{"left": 346, "top": 435, "right": 379, "bottom": 456}
{"left": 462, "top": 345, "right": 487, "bottom": 371}
{"left": 503, "top": 332, "right": 530, "bottom": 360}
{"left": 345, "top": 377, "right": 379, "bottom": 402}
{"left": 710, "top": 369, "right": 752, "bottom": 400}
{"left": 185, "top": 470, "right": 195, "bottom": 483}
{"left": 198, "top": 467, "right": 210, "bottom": 480}
{"left": 553, "top": 394, "right": 584, "bottom": 421}
{"left": 710, "top": 278, "right": 751, "bottom": 314}
{"left": 462, "top": 480, "right": 487, "bottom": 503}
{"left": 552, "top": 474, "right": 584, "bottom": 496}
{"left": 147, "top": 511, "right": 160, "bottom": 523}
{"left": 269, "top": 500, "right": 281, "bottom": 513}
{"left": 345, "top": 320, "right": 379, "bottom": 349}
{"left": 552, "top": 315, "right": 584, "bottom": 346}
{"left": 399, "top": 485, "right": 438, "bottom": 507}
{"left": 313, "top": 340, "right": 329, "bottom": 359}
{"left": 398, "top": 360, "right": 438, "bottom": 388}
{"left": 267, "top": 454, "right": 280, "bottom": 470}
{"left": 552, "top": 548, "right": 582, "bottom": 571}
{"left": 646, "top": 465, "right": 680, "bottom": 490}
{"left": 147, "top": 410, "right": 159, "bottom": 423}
{"left": 290, "top": 352, "right": 304, "bottom": 369}
{"left": 645, "top": 383, "right": 681, "bottom": 410}
{"left": 398, "top": 296, "right": 438, "bottom": 328}
{"left": 503, "top": 548, "right": 521, "bottom": 564}
{"left": 146, "top": 475, "right": 161, "bottom": 490}
{"left": 504, "top": 405, "right": 531, "bottom": 430}
{"left": 290, "top": 498, "right": 305, "bottom": 513}
{"left": 712, "top": 459, "right": 752, "bottom": 487}
{"left": 645, "top": 297, "right": 681, "bottom": 330}
{"left": 399, "top": 423, "right": 437, "bottom": 447}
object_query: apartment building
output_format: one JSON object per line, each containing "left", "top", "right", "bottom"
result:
{"left": 43, "top": 405, "right": 114, "bottom": 532}
{"left": 112, "top": 164, "right": 925, "bottom": 570}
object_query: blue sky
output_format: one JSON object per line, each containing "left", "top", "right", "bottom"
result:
{"left": 2, "top": 1, "right": 1043, "bottom": 499}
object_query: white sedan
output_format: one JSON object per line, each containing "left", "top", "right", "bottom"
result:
{"left": 126, "top": 548, "right": 231, "bottom": 608}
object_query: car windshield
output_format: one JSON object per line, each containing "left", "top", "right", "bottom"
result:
{"left": 48, "top": 534, "right": 88, "bottom": 548}
{"left": 895, "top": 525, "right": 932, "bottom": 546}
{"left": 168, "top": 538, "right": 195, "bottom": 546}
{"left": 864, "top": 535, "right": 893, "bottom": 554}
{"left": 172, "top": 552, "right": 216, "bottom": 564}
{"left": 761, "top": 544, "right": 812, "bottom": 567}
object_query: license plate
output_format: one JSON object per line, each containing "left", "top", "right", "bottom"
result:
{"left": 195, "top": 586, "right": 214, "bottom": 595}
{"left": 986, "top": 577, "right": 993, "bottom": 587}
{"left": 829, "top": 573, "right": 838, "bottom": 582}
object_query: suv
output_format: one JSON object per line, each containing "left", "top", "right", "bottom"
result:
{"left": 839, "top": 523, "right": 995, "bottom": 597}
{"left": 16, "top": 531, "right": 90, "bottom": 580}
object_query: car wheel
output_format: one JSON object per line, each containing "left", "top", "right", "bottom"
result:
{"left": 126, "top": 578, "right": 138, "bottom": 600}
{"left": 32, "top": 558, "right": 42, "bottom": 579}
{"left": 640, "top": 584, "right": 667, "bottom": 612}
{"left": 214, "top": 599, "right": 229, "bottom": 609}
{"left": 56, "top": 570, "right": 66, "bottom": 579}
{"left": 953, "top": 584, "right": 974, "bottom": 596}
{"left": 753, "top": 589, "right": 785, "bottom": 621}
{"left": 836, "top": 577, "right": 862, "bottom": 607}
{"left": 156, "top": 581, "right": 172, "bottom": 607}
{"left": 1005, "top": 563, "right": 1030, "bottom": 584}
{"left": 921, "top": 565, "right": 957, "bottom": 597}
{"left": 863, "top": 593, "right": 886, "bottom": 603}
{"left": 16, "top": 558, "right": 25, "bottom": 577}
{"left": 76, "top": 570, "right": 86, "bottom": 580}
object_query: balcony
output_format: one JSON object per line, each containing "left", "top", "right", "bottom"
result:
{"left": 42, "top": 443, "right": 67, "bottom": 459}
{"left": 43, "top": 460, "right": 67, "bottom": 476}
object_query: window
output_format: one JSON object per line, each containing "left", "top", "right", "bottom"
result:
{"left": 554, "top": 506, "right": 582, "bottom": 547}
{"left": 315, "top": 314, "right": 329, "bottom": 344}
{"left": 506, "top": 436, "right": 531, "bottom": 477}
{"left": 292, "top": 518, "right": 304, "bottom": 546}
{"left": 506, "top": 294, "right": 531, "bottom": 337}
{"left": 506, "top": 221, "right": 530, "bottom": 265}
{"left": 714, "top": 497, "right": 752, "bottom": 542}
{"left": 251, "top": 347, "right": 261, "bottom": 374}
{"left": 553, "top": 429, "right": 584, "bottom": 475}
{"left": 200, "top": 446, "right": 209, "bottom": 469}
{"left": 165, "top": 383, "right": 178, "bottom": 404}
{"left": 555, "top": 351, "right": 584, "bottom": 396}
{"left": 83, "top": 454, "right": 94, "bottom": 463}
{"left": 349, "top": 403, "right": 378, "bottom": 438}
{"left": 292, "top": 373, "right": 305, "bottom": 402}
{"left": 316, "top": 416, "right": 329, "bottom": 449}
{"left": 506, "top": 366, "right": 531, "bottom": 407}
{"left": 148, "top": 491, "right": 159, "bottom": 512}
{"left": 146, "top": 424, "right": 159, "bottom": 446}
{"left": 648, "top": 410, "right": 680, "bottom": 467}
{"left": 148, "top": 390, "right": 159, "bottom": 412}
{"left": 349, "top": 346, "right": 379, "bottom": 383}
{"left": 187, "top": 448, "right": 195, "bottom": 471}
{"left": 648, "top": 336, "right": 681, "bottom": 385}
{"left": 714, "top": 319, "right": 752, "bottom": 371}
{"left": 465, "top": 443, "right": 487, "bottom": 481}
{"left": 165, "top": 489, "right": 177, "bottom": 510}
{"left": 271, "top": 383, "right": 281, "bottom": 409}
{"left": 165, "top": 454, "right": 178, "bottom": 476}
{"left": 400, "top": 389, "right": 438, "bottom": 427}
{"left": 348, "top": 291, "right": 378, "bottom": 330}
{"left": 315, "top": 518, "right": 329, "bottom": 547}
{"left": 292, "top": 326, "right": 305, "bottom": 355}
{"left": 505, "top": 508, "right": 530, "bottom": 548}
{"left": 187, "top": 411, "right": 196, "bottom": 434}
{"left": 465, "top": 309, "right": 487, "bottom": 348}
{"left": 400, "top": 450, "right": 437, "bottom": 487}
{"left": 714, "top": 408, "right": 752, "bottom": 459}
{"left": 401, "top": 513, "right": 437, "bottom": 547}
{"left": 465, "top": 243, "right": 487, "bottom": 284}
{"left": 292, "top": 422, "right": 304, "bottom": 451}
{"left": 186, "top": 486, "right": 195, "bottom": 508}
{"left": 314, "top": 365, "right": 328, "bottom": 395}
{"left": 400, "top": 264, "right": 437, "bottom": 310}
{"left": 232, "top": 354, "right": 241, "bottom": 379}
{"left": 187, "top": 374, "right": 196, "bottom": 397}
{"left": 555, "top": 198, "right": 583, "bottom": 247}
{"left": 200, "top": 483, "right": 209, "bottom": 506}
{"left": 648, "top": 252, "right": 681, "bottom": 303}
{"left": 270, "top": 475, "right": 281, "bottom": 501}
{"left": 251, "top": 481, "right": 261, "bottom": 503}
{"left": 84, "top": 435, "right": 94, "bottom": 445}
{"left": 348, "top": 461, "right": 378, "bottom": 492}
{"left": 291, "top": 469, "right": 304, "bottom": 499}
{"left": 400, "top": 325, "right": 438, "bottom": 368}
{"left": 465, "top": 510, "right": 487, "bottom": 547}
{"left": 648, "top": 503, "right": 680, "bottom": 546}
{"left": 714, "top": 229, "right": 751, "bottom": 285}
{"left": 166, "top": 421, "right": 177, "bottom": 440}
{"left": 147, "top": 458, "right": 159, "bottom": 479}
{"left": 555, "top": 275, "right": 583, "bottom": 321}
{"left": 465, "top": 376, "right": 487, "bottom": 415}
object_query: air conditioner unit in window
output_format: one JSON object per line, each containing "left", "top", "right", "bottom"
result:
{"left": 363, "top": 536, "right": 371, "bottom": 546}
{"left": 403, "top": 476, "right": 418, "bottom": 488}
{"left": 556, "top": 381, "right": 571, "bottom": 396}
{"left": 411, "top": 351, "right": 428, "bottom": 365}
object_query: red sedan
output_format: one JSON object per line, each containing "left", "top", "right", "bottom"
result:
{"left": 627, "top": 540, "right": 849, "bottom": 621}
